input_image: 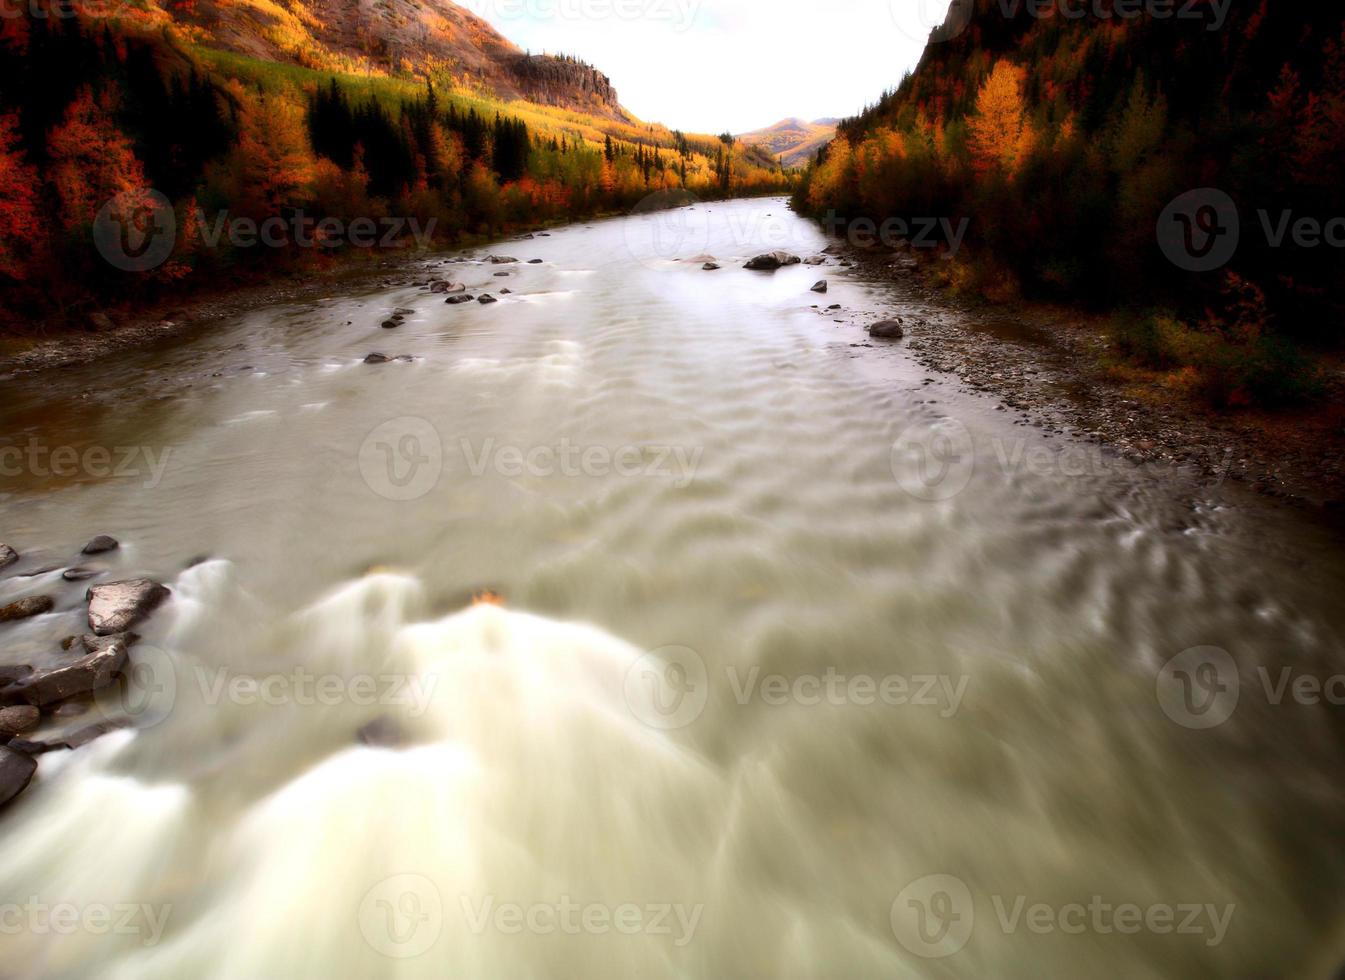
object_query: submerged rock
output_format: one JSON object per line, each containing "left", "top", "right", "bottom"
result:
{"left": 0, "top": 746, "right": 36, "bottom": 808}
{"left": 804, "top": 255, "right": 826, "bottom": 265}
{"left": 82, "top": 535, "right": 119, "bottom": 555}
{"left": 744, "top": 251, "right": 802, "bottom": 271}
{"left": 381, "top": 319, "right": 402, "bottom": 330}
{"left": 0, "top": 544, "right": 16, "bottom": 570}
{"left": 811, "top": 280, "right": 828, "bottom": 293}
{"left": 0, "top": 596, "right": 54, "bottom": 623}
{"left": 0, "top": 705, "right": 39, "bottom": 735}
{"left": 9, "top": 636, "right": 128, "bottom": 706}
{"left": 86, "top": 580, "right": 170, "bottom": 636}
{"left": 868, "top": 319, "right": 906, "bottom": 340}
{"left": 528, "top": 259, "right": 544, "bottom": 264}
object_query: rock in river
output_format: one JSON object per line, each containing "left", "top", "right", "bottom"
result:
{"left": 478, "top": 294, "right": 498, "bottom": 305}
{"left": 8, "top": 636, "right": 129, "bottom": 706}
{"left": 87, "top": 580, "right": 170, "bottom": 636}
{"left": 62, "top": 567, "right": 101, "bottom": 582}
{"left": 811, "top": 280, "right": 828, "bottom": 293}
{"left": 363, "top": 353, "right": 390, "bottom": 364}
{"left": 868, "top": 319, "right": 906, "bottom": 340}
{"left": 744, "top": 251, "right": 802, "bottom": 271}
{"left": 487, "top": 255, "right": 519, "bottom": 264}
{"left": 0, "top": 596, "right": 54, "bottom": 623}
{"left": 0, "top": 666, "right": 33, "bottom": 689}
{"left": 445, "top": 295, "right": 474, "bottom": 305}
{"left": 0, "top": 746, "right": 36, "bottom": 809}
{"left": 82, "top": 535, "right": 120, "bottom": 555}
{"left": 429, "top": 281, "right": 465, "bottom": 294}
{"left": 702, "top": 263, "right": 721, "bottom": 271}
{"left": 0, "top": 705, "right": 38, "bottom": 735}
{"left": 0, "top": 544, "right": 16, "bottom": 570}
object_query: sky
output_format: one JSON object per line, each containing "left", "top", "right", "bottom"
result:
{"left": 461, "top": 0, "right": 956, "bottom": 134}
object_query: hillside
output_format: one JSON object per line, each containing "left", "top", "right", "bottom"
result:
{"left": 796, "top": 0, "right": 1345, "bottom": 408}
{"left": 739, "top": 117, "right": 836, "bottom": 168}
{"left": 114, "top": 0, "right": 631, "bottom": 120}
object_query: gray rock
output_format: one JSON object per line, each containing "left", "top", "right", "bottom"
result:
{"left": 528, "top": 259, "right": 544, "bottom": 264}
{"left": 0, "top": 705, "right": 38, "bottom": 735}
{"left": 82, "top": 535, "right": 119, "bottom": 555}
{"left": 803, "top": 256, "right": 826, "bottom": 266}
{"left": 429, "top": 281, "right": 465, "bottom": 294}
{"left": 811, "top": 280, "right": 828, "bottom": 293}
{"left": 744, "top": 251, "right": 802, "bottom": 271}
{"left": 0, "top": 596, "right": 54, "bottom": 623}
{"left": 493, "top": 271, "right": 512, "bottom": 278}
{"left": 478, "top": 295, "right": 498, "bottom": 305}
{"left": 0, "top": 544, "right": 16, "bottom": 570}
{"left": 445, "top": 295, "right": 475, "bottom": 305}
{"left": 363, "top": 353, "right": 391, "bottom": 364}
{"left": 487, "top": 255, "right": 519, "bottom": 264}
{"left": 393, "top": 308, "right": 416, "bottom": 316}
{"left": 0, "top": 747, "right": 36, "bottom": 808}
{"left": 500, "top": 289, "right": 512, "bottom": 295}
{"left": 702, "top": 263, "right": 721, "bottom": 271}
{"left": 9, "top": 637, "right": 128, "bottom": 706}
{"left": 868, "top": 320, "right": 906, "bottom": 340}
{"left": 86, "top": 580, "right": 170, "bottom": 636}
{"left": 62, "top": 567, "right": 101, "bottom": 582}
{"left": 381, "top": 319, "right": 402, "bottom": 330}
{"left": 0, "top": 666, "right": 33, "bottom": 688}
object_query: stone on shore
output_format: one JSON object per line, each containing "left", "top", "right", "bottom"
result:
{"left": 0, "top": 596, "right": 54, "bottom": 623}
{"left": 744, "top": 251, "right": 802, "bottom": 271}
{"left": 0, "top": 747, "right": 36, "bottom": 809}
{"left": 868, "top": 319, "right": 906, "bottom": 340}
{"left": 87, "top": 580, "right": 170, "bottom": 636}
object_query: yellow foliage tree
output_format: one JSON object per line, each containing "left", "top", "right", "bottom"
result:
{"left": 967, "top": 61, "right": 1034, "bottom": 176}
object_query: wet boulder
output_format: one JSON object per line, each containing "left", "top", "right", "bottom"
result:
{"left": 86, "top": 580, "right": 170, "bottom": 636}
{"left": 82, "top": 535, "right": 120, "bottom": 555}
{"left": 0, "top": 746, "right": 36, "bottom": 808}
{"left": 702, "top": 263, "right": 721, "bottom": 271}
{"left": 811, "top": 281, "right": 828, "bottom": 293}
{"left": 744, "top": 251, "right": 802, "bottom": 271}
{"left": 478, "top": 295, "right": 498, "bottom": 305}
{"left": 803, "top": 256, "right": 826, "bottom": 266}
{"left": 62, "top": 567, "right": 101, "bottom": 582}
{"left": 0, "top": 596, "right": 54, "bottom": 623}
{"left": 8, "top": 636, "right": 128, "bottom": 706}
{"left": 363, "top": 353, "right": 391, "bottom": 364}
{"left": 429, "top": 281, "right": 465, "bottom": 294}
{"left": 0, "top": 544, "right": 16, "bottom": 570}
{"left": 868, "top": 320, "right": 906, "bottom": 340}
{"left": 0, "top": 665, "right": 33, "bottom": 689}
{"left": 487, "top": 255, "right": 519, "bottom": 264}
{"left": 0, "top": 705, "right": 38, "bottom": 735}
{"left": 445, "top": 295, "right": 474, "bottom": 305}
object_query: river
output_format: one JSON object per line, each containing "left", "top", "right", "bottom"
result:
{"left": 1, "top": 198, "right": 1343, "bottom": 977}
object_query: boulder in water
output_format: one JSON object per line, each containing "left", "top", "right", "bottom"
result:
{"left": 0, "top": 746, "right": 36, "bottom": 809}
{"left": 868, "top": 320, "right": 906, "bottom": 340}
{"left": 82, "top": 535, "right": 119, "bottom": 555}
{"left": 445, "top": 295, "right": 475, "bottom": 305}
{"left": 363, "top": 353, "right": 390, "bottom": 364}
{"left": 702, "top": 263, "right": 721, "bottom": 271}
{"left": 478, "top": 295, "right": 498, "bottom": 305}
{"left": 487, "top": 255, "right": 519, "bottom": 264}
{"left": 0, "top": 544, "right": 16, "bottom": 570}
{"left": 811, "top": 280, "right": 828, "bottom": 293}
{"left": 0, "top": 705, "right": 38, "bottom": 735}
{"left": 86, "top": 580, "right": 170, "bottom": 636}
{"left": 0, "top": 596, "right": 53, "bottom": 623}
{"left": 744, "top": 251, "right": 802, "bottom": 271}
{"left": 7, "top": 636, "right": 128, "bottom": 706}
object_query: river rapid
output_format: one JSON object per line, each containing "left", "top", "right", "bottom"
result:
{"left": 1, "top": 198, "right": 1343, "bottom": 977}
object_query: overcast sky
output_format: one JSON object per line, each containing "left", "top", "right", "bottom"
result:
{"left": 462, "top": 0, "right": 954, "bottom": 133}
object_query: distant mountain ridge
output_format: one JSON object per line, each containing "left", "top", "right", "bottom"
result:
{"left": 153, "top": 0, "right": 631, "bottom": 120}
{"left": 738, "top": 117, "right": 837, "bottom": 169}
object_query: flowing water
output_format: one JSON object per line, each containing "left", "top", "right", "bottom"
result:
{"left": 1, "top": 198, "right": 1343, "bottom": 978}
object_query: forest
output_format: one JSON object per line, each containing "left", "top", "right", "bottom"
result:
{"left": 794, "top": 0, "right": 1345, "bottom": 407}
{"left": 0, "top": 2, "right": 792, "bottom": 331}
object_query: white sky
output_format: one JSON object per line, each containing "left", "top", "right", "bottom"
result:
{"left": 461, "top": 0, "right": 955, "bottom": 133}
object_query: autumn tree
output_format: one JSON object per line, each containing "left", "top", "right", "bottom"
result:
{"left": 0, "top": 112, "right": 41, "bottom": 280}
{"left": 966, "top": 61, "right": 1034, "bottom": 177}
{"left": 47, "top": 87, "right": 146, "bottom": 228}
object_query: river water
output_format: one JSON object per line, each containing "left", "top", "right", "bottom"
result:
{"left": 1, "top": 198, "right": 1343, "bottom": 977}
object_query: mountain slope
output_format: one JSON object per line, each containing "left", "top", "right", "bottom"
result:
{"left": 152, "top": 0, "right": 630, "bottom": 120}
{"left": 738, "top": 117, "right": 836, "bottom": 168}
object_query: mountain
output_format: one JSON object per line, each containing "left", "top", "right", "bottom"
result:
{"left": 151, "top": 0, "right": 630, "bottom": 120}
{"left": 738, "top": 117, "right": 837, "bottom": 169}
